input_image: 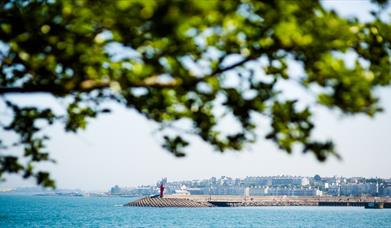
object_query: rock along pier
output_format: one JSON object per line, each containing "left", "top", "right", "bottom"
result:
{"left": 124, "top": 197, "right": 213, "bottom": 207}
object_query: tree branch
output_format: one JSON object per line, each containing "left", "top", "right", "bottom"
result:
{"left": 0, "top": 86, "right": 60, "bottom": 94}
{"left": 212, "top": 56, "right": 255, "bottom": 75}
{"left": 188, "top": 55, "right": 256, "bottom": 86}
{"left": 0, "top": 57, "right": 256, "bottom": 94}
{"left": 0, "top": 80, "right": 112, "bottom": 95}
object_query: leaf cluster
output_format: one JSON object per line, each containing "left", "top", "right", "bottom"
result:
{"left": 0, "top": 0, "right": 390, "bottom": 187}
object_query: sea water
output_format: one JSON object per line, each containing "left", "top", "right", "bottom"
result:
{"left": 1, "top": 195, "right": 390, "bottom": 227}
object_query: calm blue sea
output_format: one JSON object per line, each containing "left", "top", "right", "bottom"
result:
{"left": 0, "top": 195, "right": 390, "bottom": 227}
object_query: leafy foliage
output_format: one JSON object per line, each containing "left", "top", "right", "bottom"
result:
{"left": 0, "top": 0, "right": 390, "bottom": 187}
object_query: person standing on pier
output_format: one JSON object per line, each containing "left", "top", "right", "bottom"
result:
{"left": 160, "top": 183, "right": 165, "bottom": 198}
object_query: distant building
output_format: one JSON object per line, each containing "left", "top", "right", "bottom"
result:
{"left": 327, "top": 183, "right": 378, "bottom": 196}
{"left": 383, "top": 187, "right": 391, "bottom": 196}
{"left": 301, "top": 178, "right": 310, "bottom": 186}
{"left": 250, "top": 186, "right": 269, "bottom": 196}
{"left": 271, "top": 177, "right": 302, "bottom": 187}
{"left": 210, "top": 186, "right": 245, "bottom": 195}
{"left": 244, "top": 177, "right": 269, "bottom": 186}
{"left": 327, "top": 186, "right": 338, "bottom": 196}
{"left": 187, "top": 188, "right": 204, "bottom": 195}
{"left": 340, "top": 183, "right": 377, "bottom": 196}
{"left": 266, "top": 187, "right": 322, "bottom": 196}
{"left": 117, "top": 176, "right": 389, "bottom": 197}
{"left": 110, "top": 185, "right": 121, "bottom": 195}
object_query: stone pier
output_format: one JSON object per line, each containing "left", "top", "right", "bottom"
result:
{"left": 124, "top": 197, "right": 214, "bottom": 207}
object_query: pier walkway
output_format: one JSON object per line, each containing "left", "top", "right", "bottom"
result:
{"left": 125, "top": 195, "right": 391, "bottom": 208}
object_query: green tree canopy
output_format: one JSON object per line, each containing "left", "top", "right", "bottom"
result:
{"left": 1, "top": 0, "right": 390, "bottom": 187}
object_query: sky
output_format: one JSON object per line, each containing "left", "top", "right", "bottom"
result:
{"left": 1, "top": 0, "right": 391, "bottom": 191}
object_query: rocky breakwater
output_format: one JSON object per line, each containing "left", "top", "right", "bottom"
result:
{"left": 124, "top": 197, "right": 214, "bottom": 207}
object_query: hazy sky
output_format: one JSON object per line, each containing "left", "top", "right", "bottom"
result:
{"left": 2, "top": 0, "right": 391, "bottom": 191}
